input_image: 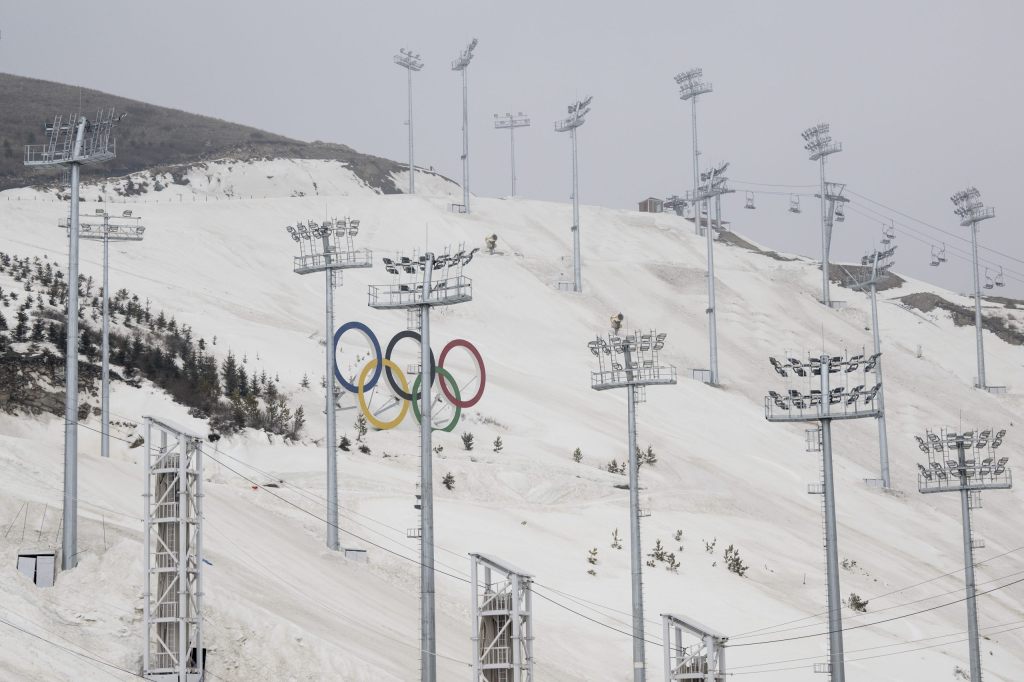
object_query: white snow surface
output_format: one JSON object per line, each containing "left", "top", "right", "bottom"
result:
{"left": 0, "top": 158, "right": 1022, "bottom": 681}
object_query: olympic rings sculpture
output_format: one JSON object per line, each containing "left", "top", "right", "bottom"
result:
{"left": 333, "top": 321, "right": 486, "bottom": 431}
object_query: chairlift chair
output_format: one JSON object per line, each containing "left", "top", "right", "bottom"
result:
{"left": 929, "top": 245, "right": 941, "bottom": 267}
{"left": 789, "top": 195, "right": 801, "bottom": 214}
{"left": 834, "top": 204, "right": 845, "bottom": 222}
{"left": 744, "top": 192, "right": 756, "bottom": 209}
{"left": 996, "top": 268, "right": 1005, "bottom": 287}
{"left": 984, "top": 268, "right": 995, "bottom": 290}
{"left": 937, "top": 244, "right": 947, "bottom": 263}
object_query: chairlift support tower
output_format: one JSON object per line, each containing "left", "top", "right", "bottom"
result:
{"left": 675, "top": 68, "right": 712, "bottom": 237}
{"left": 394, "top": 48, "right": 424, "bottom": 194}
{"left": 589, "top": 330, "right": 677, "bottom": 682}
{"left": 555, "top": 96, "right": 592, "bottom": 293}
{"left": 24, "top": 108, "right": 121, "bottom": 571}
{"left": 764, "top": 351, "right": 884, "bottom": 682}
{"left": 802, "top": 123, "right": 843, "bottom": 307}
{"left": 142, "top": 416, "right": 204, "bottom": 682}
{"left": 370, "top": 246, "right": 477, "bottom": 682}
{"left": 283, "top": 217, "right": 372, "bottom": 552}
{"left": 661, "top": 614, "right": 727, "bottom": 681}
{"left": 494, "top": 112, "right": 530, "bottom": 197}
{"left": 951, "top": 187, "right": 996, "bottom": 390}
{"left": 915, "top": 427, "right": 1012, "bottom": 682}
{"left": 451, "top": 39, "right": 478, "bottom": 213}
{"left": 470, "top": 553, "right": 534, "bottom": 681}
{"left": 60, "top": 209, "right": 145, "bottom": 460}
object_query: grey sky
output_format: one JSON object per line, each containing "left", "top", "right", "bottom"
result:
{"left": 2, "top": 0, "right": 1023, "bottom": 296}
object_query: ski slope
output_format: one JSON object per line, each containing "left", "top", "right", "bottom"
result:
{"left": 0, "top": 160, "right": 1022, "bottom": 681}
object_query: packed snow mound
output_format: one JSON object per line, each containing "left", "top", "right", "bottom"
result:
{"left": 0, "top": 177, "right": 1022, "bottom": 681}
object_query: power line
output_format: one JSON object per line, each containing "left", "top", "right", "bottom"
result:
{"left": 0, "top": 615, "right": 145, "bottom": 680}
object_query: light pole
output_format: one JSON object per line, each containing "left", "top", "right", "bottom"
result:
{"left": 494, "top": 112, "right": 530, "bottom": 197}
{"left": 675, "top": 68, "right": 712, "bottom": 236}
{"left": 589, "top": 330, "right": 677, "bottom": 682}
{"left": 451, "top": 39, "right": 478, "bottom": 213}
{"left": 764, "top": 351, "right": 884, "bottom": 681}
{"left": 25, "top": 109, "right": 121, "bottom": 571}
{"left": 284, "top": 217, "right": 371, "bottom": 551}
{"left": 555, "top": 96, "right": 592, "bottom": 293}
{"left": 368, "top": 247, "right": 476, "bottom": 682}
{"left": 951, "top": 187, "right": 996, "bottom": 390}
{"left": 915, "top": 427, "right": 1012, "bottom": 682}
{"left": 394, "top": 48, "right": 424, "bottom": 195}
{"left": 802, "top": 123, "right": 843, "bottom": 307}
{"left": 60, "top": 208, "right": 145, "bottom": 459}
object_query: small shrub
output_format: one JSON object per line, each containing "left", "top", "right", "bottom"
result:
{"left": 354, "top": 414, "right": 368, "bottom": 441}
{"left": 493, "top": 436, "right": 503, "bottom": 453}
{"left": 847, "top": 593, "right": 868, "bottom": 612}
{"left": 572, "top": 447, "right": 583, "bottom": 463}
{"left": 587, "top": 548, "right": 599, "bottom": 566}
{"left": 339, "top": 435, "right": 351, "bottom": 452}
{"left": 461, "top": 432, "right": 475, "bottom": 451}
{"left": 704, "top": 538, "right": 717, "bottom": 554}
{"left": 358, "top": 443, "right": 371, "bottom": 455}
{"left": 611, "top": 528, "right": 623, "bottom": 550}
{"left": 442, "top": 472, "right": 455, "bottom": 490}
{"left": 724, "top": 544, "right": 748, "bottom": 577}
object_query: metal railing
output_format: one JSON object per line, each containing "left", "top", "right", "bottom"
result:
{"left": 292, "top": 249, "right": 372, "bottom": 275}
{"left": 368, "top": 275, "right": 472, "bottom": 309}
{"left": 480, "top": 645, "right": 510, "bottom": 666}
{"left": 918, "top": 468, "right": 1012, "bottom": 494}
{"left": 764, "top": 393, "right": 880, "bottom": 422}
{"left": 591, "top": 365, "right": 677, "bottom": 390}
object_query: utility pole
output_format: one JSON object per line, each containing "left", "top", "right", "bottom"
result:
{"left": 951, "top": 187, "right": 996, "bottom": 390}
{"left": 555, "top": 96, "right": 592, "bottom": 293}
{"left": 801, "top": 123, "right": 843, "bottom": 307}
{"left": 494, "top": 112, "right": 530, "bottom": 197}
{"left": 915, "top": 427, "right": 1011, "bottom": 682}
{"left": 394, "top": 48, "right": 424, "bottom": 194}
{"left": 589, "top": 330, "right": 677, "bottom": 682}
{"left": 451, "top": 39, "right": 478, "bottom": 213}
{"left": 25, "top": 109, "right": 121, "bottom": 570}
{"left": 284, "top": 217, "right": 371, "bottom": 551}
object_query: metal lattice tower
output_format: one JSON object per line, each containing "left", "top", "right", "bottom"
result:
{"left": 675, "top": 68, "right": 712, "bottom": 236}
{"left": 589, "top": 330, "right": 678, "bottom": 682}
{"left": 142, "top": 416, "right": 204, "bottom": 681}
{"left": 765, "top": 351, "right": 884, "bottom": 681}
{"left": 662, "top": 614, "right": 727, "bottom": 681}
{"left": 284, "top": 217, "right": 372, "bottom": 551}
{"left": 24, "top": 108, "right": 122, "bottom": 571}
{"left": 951, "top": 187, "right": 997, "bottom": 391}
{"left": 369, "top": 246, "right": 477, "bottom": 682}
{"left": 60, "top": 208, "right": 145, "bottom": 460}
{"left": 451, "top": 39, "right": 478, "bottom": 213}
{"left": 685, "top": 162, "right": 732, "bottom": 386}
{"left": 494, "top": 112, "right": 530, "bottom": 197}
{"left": 801, "top": 123, "right": 843, "bottom": 307}
{"left": 470, "top": 553, "right": 534, "bottom": 681}
{"left": 555, "top": 96, "right": 592, "bottom": 293}
{"left": 394, "top": 48, "right": 424, "bottom": 194}
{"left": 915, "top": 427, "right": 1012, "bottom": 682}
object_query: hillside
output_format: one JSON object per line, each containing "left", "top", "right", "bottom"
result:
{"left": 0, "top": 73, "right": 404, "bottom": 193}
{"left": 0, "top": 162, "right": 1023, "bottom": 681}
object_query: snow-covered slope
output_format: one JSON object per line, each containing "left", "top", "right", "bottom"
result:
{"left": 0, "top": 159, "right": 1022, "bottom": 681}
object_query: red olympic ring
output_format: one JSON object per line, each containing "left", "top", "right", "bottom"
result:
{"left": 438, "top": 339, "right": 486, "bottom": 408}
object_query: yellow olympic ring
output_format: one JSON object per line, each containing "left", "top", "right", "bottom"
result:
{"left": 357, "top": 358, "right": 410, "bottom": 430}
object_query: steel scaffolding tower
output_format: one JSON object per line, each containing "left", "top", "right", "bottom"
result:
{"left": 143, "top": 416, "right": 204, "bottom": 682}
{"left": 765, "top": 351, "right": 883, "bottom": 681}
{"left": 915, "top": 427, "right": 1012, "bottom": 682}
{"left": 284, "top": 217, "right": 371, "bottom": 551}
{"left": 555, "top": 96, "right": 592, "bottom": 293}
{"left": 451, "top": 39, "right": 478, "bottom": 213}
{"left": 59, "top": 209, "right": 145, "bottom": 459}
{"left": 589, "top": 330, "right": 677, "bottom": 682}
{"left": 662, "top": 614, "right": 727, "bottom": 682}
{"left": 675, "top": 68, "right": 711, "bottom": 236}
{"left": 369, "top": 246, "right": 477, "bottom": 682}
{"left": 951, "top": 187, "right": 997, "bottom": 391}
{"left": 801, "top": 124, "right": 843, "bottom": 307}
{"left": 394, "top": 48, "right": 424, "bottom": 194}
{"left": 494, "top": 112, "right": 530, "bottom": 197}
{"left": 24, "top": 109, "right": 121, "bottom": 571}
{"left": 470, "top": 553, "right": 534, "bottom": 682}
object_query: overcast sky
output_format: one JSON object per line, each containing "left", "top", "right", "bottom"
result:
{"left": 3, "top": 1, "right": 1023, "bottom": 296}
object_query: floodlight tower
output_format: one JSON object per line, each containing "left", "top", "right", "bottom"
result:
{"left": 801, "top": 123, "right": 843, "bottom": 307}
{"left": 589, "top": 330, "right": 677, "bottom": 682}
{"left": 283, "top": 217, "right": 371, "bottom": 551}
{"left": 470, "top": 553, "right": 534, "bottom": 681}
{"left": 394, "top": 48, "right": 424, "bottom": 194}
{"left": 675, "top": 68, "right": 712, "bottom": 236}
{"left": 451, "top": 39, "right": 478, "bottom": 213}
{"left": 843, "top": 240, "right": 897, "bottom": 489}
{"left": 686, "top": 162, "right": 732, "bottom": 385}
{"left": 24, "top": 108, "right": 121, "bottom": 571}
{"left": 60, "top": 209, "right": 145, "bottom": 459}
{"left": 764, "top": 351, "right": 884, "bottom": 682}
{"left": 555, "top": 96, "right": 593, "bottom": 293}
{"left": 369, "top": 246, "right": 476, "bottom": 682}
{"left": 951, "top": 187, "right": 996, "bottom": 390}
{"left": 494, "top": 112, "right": 530, "bottom": 197}
{"left": 915, "top": 427, "right": 1012, "bottom": 682}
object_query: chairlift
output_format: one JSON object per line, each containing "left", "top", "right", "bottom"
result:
{"left": 984, "top": 268, "right": 995, "bottom": 290}
{"left": 884, "top": 223, "right": 895, "bottom": 240}
{"left": 995, "top": 267, "right": 1005, "bottom": 288}
{"left": 744, "top": 191, "right": 756, "bottom": 210}
{"left": 834, "top": 204, "right": 845, "bottom": 222}
{"left": 929, "top": 245, "right": 941, "bottom": 267}
{"left": 788, "top": 195, "right": 801, "bottom": 214}
{"left": 937, "top": 243, "right": 947, "bottom": 264}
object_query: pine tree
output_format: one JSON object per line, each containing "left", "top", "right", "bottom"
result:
{"left": 13, "top": 310, "right": 28, "bottom": 341}
{"left": 572, "top": 447, "right": 583, "bottom": 463}
{"left": 300, "top": 373, "right": 310, "bottom": 389}
{"left": 339, "top": 435, "right": 352, "bottom": 451}
{"left": 354, "top": 414, "right": 368, "bottom": 441}
{"left": 221, "top": 352, "right": 240, "bottom": 396}
{"left": 461, "top": 432, "right": 475, "bottom": 451}
{"left": 724, "top": 544, "right": 748, "bottom": 577}
{"left": 289, "top": 406, "right": 305, "bottom": 440}
{"left": 587, "top": 548, "right": 599, "bottom": 565}
{"left": 0, "top": 309, "right": 7, "bottom": 330}
{"left": 492, "top": 435, "right": 503, "bottom": 453}
{"left": 442, "top": 472, "right": 456, "bottom": 490}
{"left": 611, "top": 528, "right": 623, "bottom": 550}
